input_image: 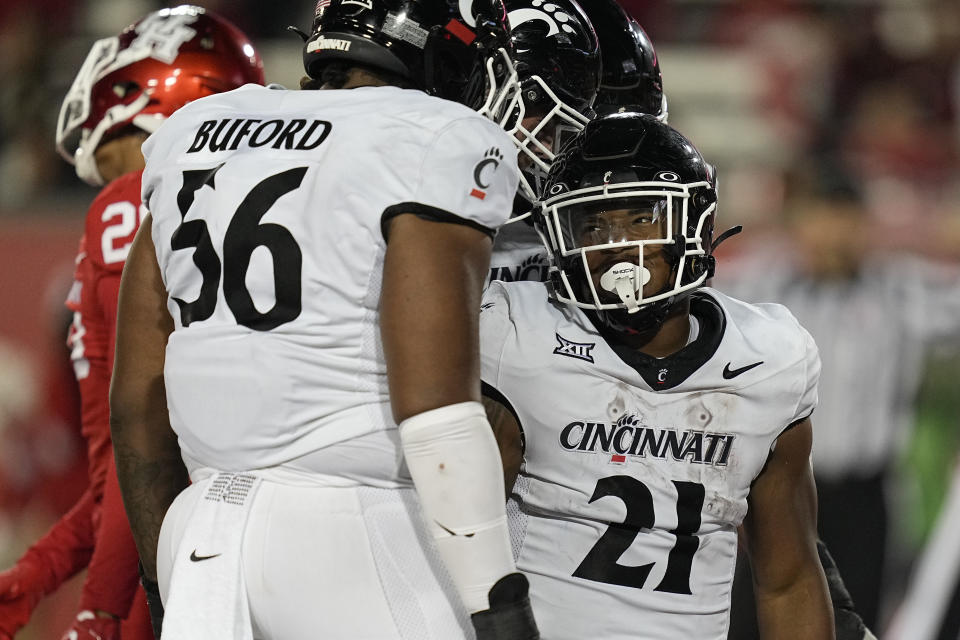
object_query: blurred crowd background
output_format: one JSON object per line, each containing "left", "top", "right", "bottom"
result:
{"left": 1, "top": 0, "right": 959, "bottom": 637}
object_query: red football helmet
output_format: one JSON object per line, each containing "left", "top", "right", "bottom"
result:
{"left": 56, "top": 5, "right": 265, "bottom": 186}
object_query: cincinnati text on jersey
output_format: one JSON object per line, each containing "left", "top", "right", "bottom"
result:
{"left": 488, "top": 253, "right": 550, "bottom": 284}
{"left": 187, "top": 118, "right": 332, "bottom": 153}
{"left": 559, "top": 415, "right": 735, "bottom": 466}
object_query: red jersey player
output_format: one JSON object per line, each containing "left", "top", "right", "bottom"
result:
{"left": 0, "top": 7, "right": 263, "bottom": 639}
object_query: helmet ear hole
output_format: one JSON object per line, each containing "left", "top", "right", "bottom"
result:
{"left": 112, "top": 81, "right": 141, "bottom": 99}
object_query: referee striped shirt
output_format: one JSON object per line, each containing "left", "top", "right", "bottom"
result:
{"left": 717, "top": 252, "right": 960, "bottom": 480}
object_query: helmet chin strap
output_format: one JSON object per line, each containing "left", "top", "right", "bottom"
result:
{"left": 599, "top": 261, "right": 651, "bottom": 314}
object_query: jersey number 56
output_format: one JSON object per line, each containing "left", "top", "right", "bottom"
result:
{"left": 170, "top": 165, "right": 306, "bottom": 331}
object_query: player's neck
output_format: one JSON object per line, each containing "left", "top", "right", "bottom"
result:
{"left": 617, "top": 302, "right": 692, "bottom": 358}
{"left": 94, "top": 133, "right": 147, "bottom": 183}
{"left": 337, "top": 68, "right": 393, "bottom": 89}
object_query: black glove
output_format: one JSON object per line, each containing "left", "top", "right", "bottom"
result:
{"left": 471, "top": 573, "right": 539, "bottom": 640}
{"left": 138, "top": 563, "right": 164, "bottom": 640}
{"left": 816, "top": 540, "right": 874, "bottom": 640}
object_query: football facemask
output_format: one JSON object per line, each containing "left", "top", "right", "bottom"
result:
{"left": 540, "top": 181, "right": 715, "bottom": 314}
{"left": 500, "top": 0, "right": 600, "bottom": 203}
{"left": 495, "top": 78, "right": 592, "bottom": 203}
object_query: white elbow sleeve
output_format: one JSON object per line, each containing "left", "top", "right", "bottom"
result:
{"left": 399, "top": 401, "right": 516, "bottom": 613}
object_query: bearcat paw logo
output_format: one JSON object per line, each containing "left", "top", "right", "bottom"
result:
{"left": 520, "top": 252, "right": 547, "bottom": 268}
{"left": 485, "top": 147, "right": 504, "bottom": 161}
{"left": 615, "top": 413, "right": 642, "bottom": 429}
{"left": 510, "top": 0, "right": 577, "bottom": 37}
{"left": 472, "top": 147, "right": 505, "bottom": 199}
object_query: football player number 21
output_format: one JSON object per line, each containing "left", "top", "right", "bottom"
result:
{"left": 574, "top": 476, "right": 705, "bottom": 595}
{"left": 171, "top": 165, "right": 306, "bottom": 331}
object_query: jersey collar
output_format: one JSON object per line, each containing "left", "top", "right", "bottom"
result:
{"left": 595, "top": 292, "right": 726, "bottom": 390}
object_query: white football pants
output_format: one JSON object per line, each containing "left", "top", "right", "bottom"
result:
{"left": 157, "top": 479, "right": 475, "bottom": 640}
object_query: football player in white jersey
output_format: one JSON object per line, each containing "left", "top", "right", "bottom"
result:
{"left": 490, "top": 2, "right": 874, "bottom": 633}
{"left": 487, "top": 0, "right": 600, "bottom": 285}
{"left": 479, "top": 112, "right": 835, "bottom": 639}
{"left": 487, "top": 0, "right": 666, "bottom": 288}
{"left": 109, "top": 1, "right": 540, "bottom": 638}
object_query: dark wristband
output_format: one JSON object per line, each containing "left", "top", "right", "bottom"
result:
{"left": 470, "top": 573, "right": 539, "bottom": 640}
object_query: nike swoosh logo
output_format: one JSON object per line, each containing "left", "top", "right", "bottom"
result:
{"left": 723, "top": 361, "right": 764, "bottom": 379}
{"left": 189, "top": 550, "right": 221, "bottom": 562}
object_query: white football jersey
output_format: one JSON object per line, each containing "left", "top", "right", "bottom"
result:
{"left": 479, "top": 281, "right": 819, "bottom": 640}
{"left": 488, "top": 218, "right": 549, "bottom": 285}
{"left": 143, "top": 84, "right": 518, "bottom": 478}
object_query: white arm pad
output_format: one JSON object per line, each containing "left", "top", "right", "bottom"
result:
{"left": 399, "top": 401, "right": 516, "bottom": 614}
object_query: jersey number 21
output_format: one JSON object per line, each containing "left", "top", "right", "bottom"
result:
{"left": 575, "top": 476, "right": 705, "bottom": 595}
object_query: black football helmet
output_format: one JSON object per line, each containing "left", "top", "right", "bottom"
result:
{"left": 302, "top": 0, "right": 518, "bottom": 119}
{"left": 580, "top": 0, "right": 667, "bottom": 121}
{"left": 536, "top": 113, "right": 720, "bottom": 333}
{"left": 496, "top": 0, "right": 600, "bottom": 204}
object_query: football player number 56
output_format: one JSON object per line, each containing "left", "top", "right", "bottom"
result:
{"left": 574, "top": 476, "right": 705, "bottom": 595}
{"left": 170, "top": 165, "right": 306, "bottom": 331}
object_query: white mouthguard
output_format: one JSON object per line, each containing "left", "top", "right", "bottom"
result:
{"left": 599, "top": 262, "right": 651, "bottom": 314}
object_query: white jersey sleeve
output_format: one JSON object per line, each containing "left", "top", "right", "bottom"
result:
{"left": 794, "top": 323, "right": 820, "bottom": 426}
{"left": 383, "top": 117, "right": 518, "bottom": 238}
{"left": 741, "top": 300, "right": 820, "bottom": 433}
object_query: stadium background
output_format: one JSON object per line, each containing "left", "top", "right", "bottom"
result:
{"left": 0, "top": 0, "right": 958, "bottom": 636}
